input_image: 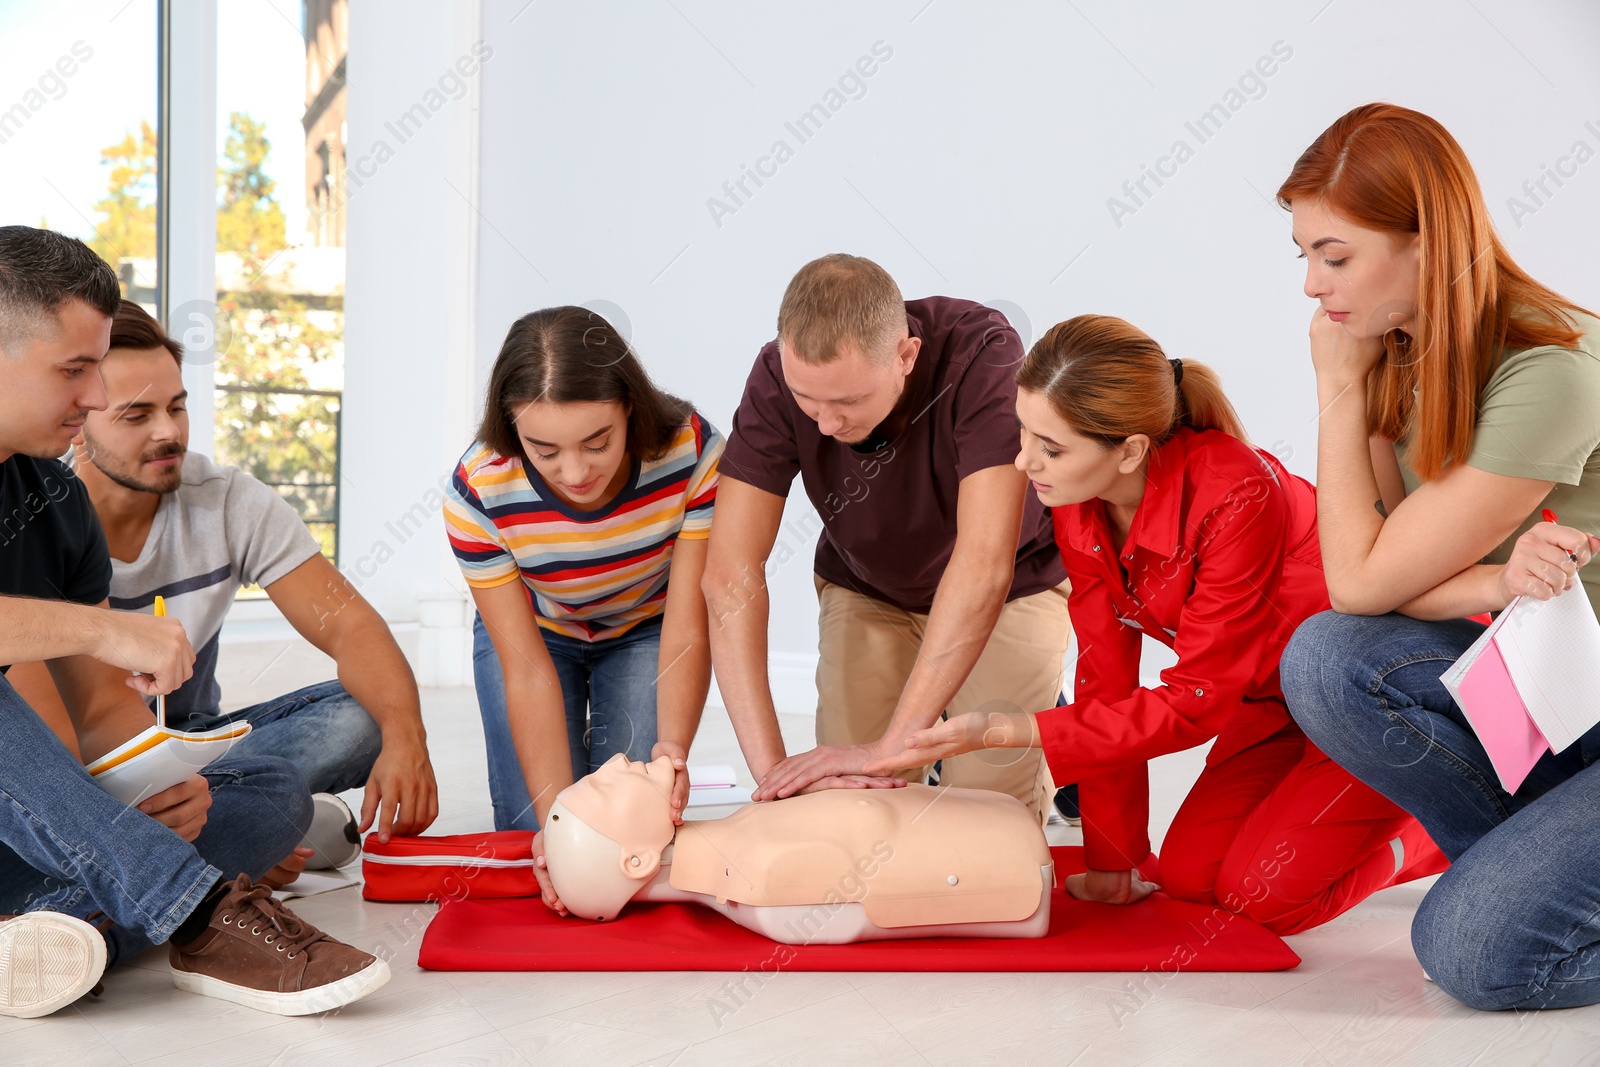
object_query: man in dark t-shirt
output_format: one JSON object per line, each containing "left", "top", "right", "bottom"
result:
{"left": 6, "top": 301, "right": 439, "bottom": 876}
{"left": 706, "top": 254, "right": 1071, "bottom": 821}
{"left": 0, "top": 452, "right": 111, "bottom": 605}
{"left": 0, "top": 226, "right": 388, "bottom": 1019}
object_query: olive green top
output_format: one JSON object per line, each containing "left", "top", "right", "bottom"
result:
{"left": 1398, "top": 310, "right": 1600, "bottom": 617}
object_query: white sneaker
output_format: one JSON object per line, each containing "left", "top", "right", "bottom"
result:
{"left": 300, "top": 793, "right": 362, "bottom": 870}
{"left": 0, "top": 911, "right": 108, "bottom": 1018}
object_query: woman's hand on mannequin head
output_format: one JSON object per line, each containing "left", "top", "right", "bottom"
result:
{"left": 530, "top": 832, "right": 569, "bottom": 917}
{"left": 650, "top": 740, "right": 691, "bottom": 825}
{"left": 1308, "top": 306, "right": 1386, "bottom": 389}
{"left": 1064, "top": 868, "right": 1159, "bottom": 906}
{"left": 862, "top": 710, "right": 1038, "bottom": 775}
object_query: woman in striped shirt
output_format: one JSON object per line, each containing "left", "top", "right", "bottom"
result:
{"left": 445, "top": 307, "right": 722, "bottom": 885}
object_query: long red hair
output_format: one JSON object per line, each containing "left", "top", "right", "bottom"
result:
{"left": 1277, "top": 103, "right": 1591, "bottom": 481}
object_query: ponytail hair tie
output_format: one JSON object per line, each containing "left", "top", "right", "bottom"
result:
{"left": 1170, "top": 357, "right": 1184, "bottom": 385}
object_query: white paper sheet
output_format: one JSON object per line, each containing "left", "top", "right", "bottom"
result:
{"left": 687, "top": 764, "right": 739, "bottom": 789}
{"left": 684, "top": 785, "right": 752, "bottom": 808}
{"left": 272, "top": 867, "right": 360, "bottom": 901}
{"left": 1491, "top": 587, "right": 1600, "bottom": 752}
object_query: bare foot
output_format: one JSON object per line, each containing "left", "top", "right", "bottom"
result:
{"left": 257, "top": 846, "right": 315, "bottom": 890}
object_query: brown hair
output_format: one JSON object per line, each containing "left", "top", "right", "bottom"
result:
{"left": 109, "top": 299, "right": 182, "bottom": 364}
{"left": 1017, "top": 314, "right": 1248, "bottom": 447}
{"left": 478, "top": 306, "right": 694, "bottom": 464}
{"left": 776, "top": 253, "right": 905, "bottom": 364}
{"left": 0, "top": 226, "right": 121, "bottom": 358}
{"left": 1277, "top": 103, "right": 1593, "bottom": 481}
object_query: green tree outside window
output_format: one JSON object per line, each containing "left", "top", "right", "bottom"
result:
{"left": 89, "top": 112, "right": 343, "bottom": 566}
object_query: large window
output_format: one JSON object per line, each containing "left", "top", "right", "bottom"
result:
{"left": 2, "top": 1, "right": 345, "bottom": 570}
{"left": 212, "top": 0, "right": 347, "bottom": 567}
{"left": 0, "top": 2, "right": 161, "bottom": 309}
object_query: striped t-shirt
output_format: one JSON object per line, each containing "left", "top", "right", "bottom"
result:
{"left": 445, "top": 414, "right": 723, "bottom": 641}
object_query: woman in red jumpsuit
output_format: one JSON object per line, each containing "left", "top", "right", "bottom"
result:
{"left": 869, "top": 314, "right": 1445, "bottom": 934}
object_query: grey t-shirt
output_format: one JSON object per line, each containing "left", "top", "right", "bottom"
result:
{"left": 107, "top": 451, "right": 321, "bottom": 723}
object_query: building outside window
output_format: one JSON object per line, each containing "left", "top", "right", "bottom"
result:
{"left": 212, "top": 0, "right": 348, "bottom": 575}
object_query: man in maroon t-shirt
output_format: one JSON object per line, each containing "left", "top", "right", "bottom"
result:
{"left": 704, "top": 254, "right": 1071, "bottom": 822}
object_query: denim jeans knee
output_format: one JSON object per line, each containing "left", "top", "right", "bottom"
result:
{"left": 1412, "top": 867, "right": 1521, "bottom": 1011}
{"left": 212, "top": 681, "right": 382, "bottom": 796}
{"left": 1411, "top": 760, "right": 1600, "bottom": 1012}
{"left": 1280, "top": 610, "right": 1372, "bottom": 746}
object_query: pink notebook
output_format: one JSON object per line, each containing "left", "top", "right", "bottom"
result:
{"left": 1449, "top": 639, "right": 1550, "bottom": 794}
{"left": 1441, "top": 588, "right": 1600, "bottom": 794}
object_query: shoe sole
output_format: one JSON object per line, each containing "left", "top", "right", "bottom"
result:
{"left": 170, "top": 956, "right": 391, "bottom": 1016}
{"left": 301, "top": 793, "right": 362, "bottom": 871}
{"left": 0, "top": 912, "right": 107, "bottom": 1019}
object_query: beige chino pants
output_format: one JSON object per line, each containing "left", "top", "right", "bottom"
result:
{"left": 813, "top": 576, "right": 1072, "bottom": 825}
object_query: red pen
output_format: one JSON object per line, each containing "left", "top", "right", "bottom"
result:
{"left": 1543, "top": 509, "right": 1579, "bottom": 562}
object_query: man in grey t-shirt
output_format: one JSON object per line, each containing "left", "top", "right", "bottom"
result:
{"left": 0, "top": 228, "right": 390, "bottom": 1019}
{"left": 11, "top": 301, "right": 439, "bottom": 875}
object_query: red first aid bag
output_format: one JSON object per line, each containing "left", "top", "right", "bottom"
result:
{"left": 361, "top": 831, "right": 539, "bottom": 902}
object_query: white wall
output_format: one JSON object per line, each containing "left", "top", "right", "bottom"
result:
{"left": 342, "top": 0, "right": 484, "bottom": 685}
{"left": 345, "top": 0, "right": 1600, "bottom": 701}
{"left": 159, "top": 0, "right": 218, "bottom": 455}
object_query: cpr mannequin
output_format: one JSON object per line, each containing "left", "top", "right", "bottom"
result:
{"left": 542, "top": 753, "right": 1054, "bottom": 944}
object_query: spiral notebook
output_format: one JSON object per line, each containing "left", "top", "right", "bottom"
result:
{"left": 85, "top": 721, "right": 253, "bottom": 806}
{"left": 1441, "top": 587, "right": 1600, "bottom": 793}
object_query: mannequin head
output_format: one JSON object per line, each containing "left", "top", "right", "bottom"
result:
{"left": 543, "top": 753, "right": 678, "bottom": 921}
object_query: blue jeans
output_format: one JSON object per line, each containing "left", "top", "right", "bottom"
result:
{"left": 1282, "top": 610, "right": 1600, "bottom": 1010}
{"left": 175, "top": 680, "right": 383, "bottom": 796}
{"left": 472, "top": 612, "right": 661, "bottom": 831}
{"left": 0, "top": 673, "right": 312, "bottom": 966}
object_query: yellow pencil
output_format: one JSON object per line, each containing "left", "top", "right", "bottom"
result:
{"left": 153, "top": 596, "right": 166, "bottom": 730}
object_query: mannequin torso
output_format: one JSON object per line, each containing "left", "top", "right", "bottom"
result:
{"left": 544, "top": 756, "right": 1053, "bottom": 944}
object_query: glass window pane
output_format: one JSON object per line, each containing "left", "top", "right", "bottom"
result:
{"left": 0, "top": 2, "right": 161, "bottom": 310}
{"left": 213, "top": 0, "right": 346, "bottom": 579}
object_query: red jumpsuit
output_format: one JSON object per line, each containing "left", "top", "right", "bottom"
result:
{"left": 1037, "top": 427, "right": 1444, "bottom": 934}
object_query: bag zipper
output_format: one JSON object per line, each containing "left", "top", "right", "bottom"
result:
{"left": 362, "top": 852, "right": 535, "bottom": 869}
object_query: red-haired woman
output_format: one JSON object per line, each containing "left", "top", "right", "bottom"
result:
{"left": 869, "top": 315, "right": 1444, "bottom": 934}
{"left": 1273, "top": 104, "right": 1600, "bottom": 1010}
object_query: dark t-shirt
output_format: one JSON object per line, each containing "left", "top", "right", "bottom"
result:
{"left": 0, "top": 455, "right": 112, "bottom": 672}
{"left": 719, "top": 296, "right": 1066, "bottom": 613}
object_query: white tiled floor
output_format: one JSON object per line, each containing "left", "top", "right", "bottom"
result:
{"left": 13, "top": 638, "right": 1600, "bottom": 1066}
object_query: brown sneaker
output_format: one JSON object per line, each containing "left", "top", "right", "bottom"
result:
{"left": 169, "top": 875, "right": 389, "bottom": 1015}
{"left": 0, "top": 911, "right": 107, "bottom": 1018}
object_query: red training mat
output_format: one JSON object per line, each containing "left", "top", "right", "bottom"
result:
{"left": 416, "top": 846, "right": 1299, "bottom": 973}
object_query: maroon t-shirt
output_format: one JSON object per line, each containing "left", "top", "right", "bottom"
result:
{"left": 719, "top": 296, "right": 1066, "bottom": 613}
